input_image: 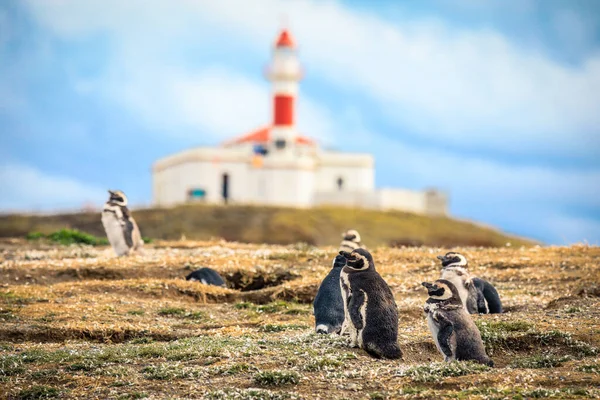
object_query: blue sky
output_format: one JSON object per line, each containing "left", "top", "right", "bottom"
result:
{"left": 1, "top": 0, "right": 599, "bottom": 245}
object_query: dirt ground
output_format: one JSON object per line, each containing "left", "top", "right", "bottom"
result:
{"left": 1, "top": 239, "right": 599, "bottom": 399}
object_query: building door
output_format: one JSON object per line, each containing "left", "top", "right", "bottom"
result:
{"left": 222, "top": 173, "right": 229, "bottom": 204}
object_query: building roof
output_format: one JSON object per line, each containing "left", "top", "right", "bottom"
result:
{"left": 222, "top": 125, "right": 315, "bottom": 147}
{"left": 275, "top": 29, "right": 295, "bottom": 48}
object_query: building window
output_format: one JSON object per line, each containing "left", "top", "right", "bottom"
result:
{"left": 188, "top": 188, "right": 207, "bottom": 202}
{"left": 337, "top": 177, "right": 344, "bottom": 191}
{"left": 275, "top": 139, "right": 287, "bottom": 149}
{"left": 222, "top": 173, "right": 230, "bottom": 204}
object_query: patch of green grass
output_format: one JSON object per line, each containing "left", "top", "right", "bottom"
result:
{"left": 67, "top": 359, "right": 104, "bottom": 372}
{"left": 1, "top": 355, "right": 25, "bottom": 377}
{"left": 253, "top": 370, "right": 300, "bottom": 386}
{"left": 258, "top": 324, "right": 307, "bottom": 333}
{"left": 0, "top": 307, "right": 18, "bottom": 321}
{"left": 565, "top": 306, "right": 583, "bottom": 314}
{"left": 397, "top": 362, "right": 490, "bottom": 383}
{"left": 16, "top": 385, "right": 61, "bottom": 399}
{"left": 577, "top": 363, "right": 600, "bottom": 374}
{"left": 42, "top": 229, "right": 108, "bottom": 246}
{"left": 142, "top": 237, "right": 153, "bottom": 244}
{"left": 29, "top": 369, "right": 59, "bottom": 379}
{"left": 302, "top": 356, "right": 343, "bottom": 372}
{"left": 211, "top": 363, "right": 255, "bottom": 376}
{"left": 157, "top": 307, "right": 205, "bottom": 320}
{"left": 25, "top": 231, "right": 45, "bottom": 240}
{"left": 127, "top": 310, "right": 145, "bottom": 316}
{"left": 205, "top": 388, "right": 299, "bottom": 400}
{"left": 117, "top": 393, "right": 148, "bottom": 400}
{"left": 510, "top": 354, "right": 571, "bottom": 369}
{"left": 141, "top": 363, "right": 205, "bottom": 380}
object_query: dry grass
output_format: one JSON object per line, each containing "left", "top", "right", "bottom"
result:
{"left": 1, "top": 239, "right": 599, "bottom": 399}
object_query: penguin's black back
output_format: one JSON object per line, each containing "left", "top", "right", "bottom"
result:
{"left": 186, "top": 268, "right": 226, "bottom": 287}
{"left": 472, "top": 277, "right": 502, "bottom": 314}
{"left": 313, "top": 256, "right": 345, "bottom": 334}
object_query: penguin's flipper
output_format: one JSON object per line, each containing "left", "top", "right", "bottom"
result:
{"left": 434, "top": 312, "right": 454, "bottom": 359}
{"left": 349, "top": 289, "right": 365, "bottom": 330}
{"left": 122, "top": 218, "right": 135, "bottom": 248}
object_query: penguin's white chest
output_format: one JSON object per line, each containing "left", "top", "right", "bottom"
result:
{"left": 340, "top": 270, "right": 351, "bottom": 333}
{"left": 441, "top": 271, "right": 469, "bottom": 310}
{"left": 101, "top": 211, "right": 130, "bottom": 256}
{"left": 426, "top": 312, "right": 442, "bottom": 354}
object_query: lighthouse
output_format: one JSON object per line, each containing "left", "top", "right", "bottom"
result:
{"left": 152, "top": 26, "right": 448, "bottom": 215}
{"left": 266, "top": 29, "right": 303, "bottom": 153}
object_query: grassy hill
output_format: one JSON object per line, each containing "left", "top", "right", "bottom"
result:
{"left": 0, "top": 204, "right": 532, "bottom": 247}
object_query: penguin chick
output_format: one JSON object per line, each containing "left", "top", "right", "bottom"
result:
{"left": 185, "top": 267, "right": 226, "bottom": 287}
{"left": 339, "top": 229, "right": 364, "bottom": 253}
{"left": 313, "top": 254, "right": 347, "bottom": 334}
{"left": 101, "top": 190, "right": 143, "bottom": 257}
{"left": 437, "top": 252, "right": 502, "bottom": 314}
{"left": 339, "top": 248, "right": 402, "bottom": 359}
{"left": 422, "top": 279, "right": 493, "bottom": 366}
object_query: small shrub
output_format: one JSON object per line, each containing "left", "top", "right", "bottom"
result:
{"left": 16, "top": 385, "right": 61, "bottom": 399}
{"left": 142, "top": 237, "right": 153, "bottom": 244}
{"left": 253, "top": 370, "right": 300, "bottom": 386}
{"left": 25, "top": 232, "right": 45, "bottom": 240}
{"left": 397, "top": 361, "right": 489, "bottom": 383}
{"left": 37, "top": 229, "right": 108, "bottom": 246}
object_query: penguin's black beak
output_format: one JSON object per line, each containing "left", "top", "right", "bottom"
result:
{"left": 421, "top": 282, "right": 434, "bottom": 289}
{"left": 339, "top": 251, "right": 352, "bottom": 258}
{"left": 436, "top": 255, "right": 445, "bottom": 261}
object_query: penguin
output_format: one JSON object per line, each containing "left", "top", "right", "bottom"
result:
{"left": 313, "top": 254, "right": 346, "bottom": 334}
{"left": 471, "top": 277, "right": 503, "bottom": 314}
{"left": 185, "top": 267, "right": 226, "bottom": 287}
{"left": 422, "top": 279, "right": 494, "bottom": 366}
{"left": 437, "top": 252, "right": 502, "bottom": 314}
{"left": 339, "top": 229, "right": 364, "bottom": 253}
{"left": 101, "top": 190, "right": 143, "bottom": 257}
{"left": 339, "top": 248, "right": 402, "bottom": 359}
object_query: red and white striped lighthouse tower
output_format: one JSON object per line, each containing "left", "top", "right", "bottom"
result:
{"left": 266, "top": 29, "right": 303, "bottom": 152}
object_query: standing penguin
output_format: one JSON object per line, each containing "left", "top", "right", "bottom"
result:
{"left": 339, "top": 229, "right": 364, "bottom": 253}
{"left": 313, "top": 254, "right": 347, "bottom": 334}
{"left": 437, "top": 252, "right": 502, "bottom": 314}
{"left": 339, "top": 248, "right": 402, "bottom": 359}
{"left": 101, "top": 190, "right": 143, "bottom": 257}
{"left": 422, "top": 279, "right": 493, "bottom": 366}
{"left": 185, "top": 267, "right": 226, "bottom": 287}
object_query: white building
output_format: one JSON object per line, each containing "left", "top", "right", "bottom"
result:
{"left": 152, "top": 29, "right": 448, "bottom": 216}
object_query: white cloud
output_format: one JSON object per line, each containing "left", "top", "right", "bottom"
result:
{"left": 24, "top": 0, "right": 600, "bottom": 158}
{"left": 0, "top": 164, "right": 106, "bottom": 212}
